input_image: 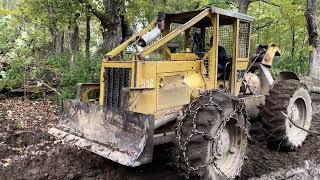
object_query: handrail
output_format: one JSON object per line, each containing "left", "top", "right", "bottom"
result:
{"left": 139, "top": 8, "right": 210, "bottom": 58}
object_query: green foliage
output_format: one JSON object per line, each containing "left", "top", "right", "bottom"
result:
{"left": 248, "top": 0, "right": 309, "bottom": 75}
{"left": 0, "top": 53, "right": 101, "bottom": 99}
{"left": 0, "top": 0, "right": 316, "bottom": 101}
{"left": 126, "top": 0, "right": 209, "bottom": 23}
{"left": 0, "top": 58, "right": 29, "bottom": 89}
{"left": 0, "top": 0, "right": 104, "bottom": 99}
{"left": 46, "top": 54, "right": 101, "bottom": 99}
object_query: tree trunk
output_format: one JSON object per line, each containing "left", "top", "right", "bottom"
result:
{"left": 291, "top": 27, "right": 295, "bottom": 61}
{"left": 238, "top": 0, "right": 250, "bottom": 14}
{"left": 86, "top": 9, "right": 91, "bottom": 58}
{"left": 48, "top": 4, "right": 64, "bottom": 54}
{"left": 68, "top": 24, "right": 79, "bottom": 65}
{"left": 68, "top": 23, "right": 80, "bottom": 53}
{"left": 101, "top": 19, "right": 123, "bottom": 52}
{"left": 55, "top": 32, "right": 64, "bottom": 54}
{"left": 50, "top": 31, "right": 65, "bottom": 54}
{"left": 78, "top": 0, "right": 126, "bottom": 53}
{"left": 305, "top": 0, "right": 320, "bottom": 77}
{"left": 101, "top": 0, "right": 125, "bottom": 52}
{"left": 68, "top": 13, "right": 80, "bottom": 65}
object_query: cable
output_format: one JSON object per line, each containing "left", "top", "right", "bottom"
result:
{"left": 281, "top": 111, "right": 320, "bottom": 135}
{"left": 244, "top": 49, "right": 266, "bottom": 74}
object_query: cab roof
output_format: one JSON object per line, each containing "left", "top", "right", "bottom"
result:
{"left": 165, "top": 7, "right": 254, "bottom": 27}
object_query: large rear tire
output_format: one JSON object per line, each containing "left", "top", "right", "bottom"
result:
{"left": 176, "top": 90, "right": 250, "bottom": 179}
{"left": 262, "top": 79, "right": 312, "bottom": 150}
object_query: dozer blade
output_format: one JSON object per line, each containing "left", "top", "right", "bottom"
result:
{"left": 49, "top": 99, "right": 154, "bottom": 167}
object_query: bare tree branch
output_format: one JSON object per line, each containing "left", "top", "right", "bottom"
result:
{"left": 260, "top": 0, "right": 281, "bottom": 7}
{"left": 253, "top": 20, "right": 279, "bottom": 31}
{"left": 77, "top": 0, "right": 107, "bottom": 22}
{"left": 281, "top": 111, "right": 320, "bottom": 135}
{"left": 249, "top": 0, "right": 281, "bottom": 7}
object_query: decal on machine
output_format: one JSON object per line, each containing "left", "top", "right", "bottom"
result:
{"left": 141, "top": 79, "right": 154, "bottom": 88}
{"left": 237, "top": 70, "right": 246, "bottom": 82}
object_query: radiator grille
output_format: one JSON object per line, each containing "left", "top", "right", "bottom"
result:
{"left": 104, "top": 68, "right": 131, "bottom": 109}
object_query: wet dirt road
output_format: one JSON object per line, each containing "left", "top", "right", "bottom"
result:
{"left": 1, "top": 94, "right": 320, "bottom": 179}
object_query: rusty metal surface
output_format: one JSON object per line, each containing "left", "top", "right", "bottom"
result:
{"left": 50, "top": 99, "right": 154, "bottom": 166}
{"left": 261, "top": 44, "right": 281, "bottom": 67}
{"left": 153, "top": 132, "right": 176, "bottom": 145}
{"left": 259, "top": 64, "right": 274, "bottom": 95}
{"left": 76, "top": 83, "right": 100, "bottom": 103}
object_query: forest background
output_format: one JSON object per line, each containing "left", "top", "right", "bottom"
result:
{"left": 0, "top": 0, "right": 316, "bottom": 99}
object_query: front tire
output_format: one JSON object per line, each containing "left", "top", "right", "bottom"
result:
{"left": 262, "top": 79, "right": 312, "bottom": 150}
{"left": 176, "top": 90, "right": 250, "bottom": 179}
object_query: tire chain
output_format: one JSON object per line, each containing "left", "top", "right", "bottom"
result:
{"left": 175, "top": 89, "right": 251, "bottom": 179}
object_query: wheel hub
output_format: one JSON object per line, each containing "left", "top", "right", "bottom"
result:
{"left": 286, "top": 98, "right": 308, "bottom": 143}
{"left": 214, "top": 128, "right": 231, "bottom": 158}
{"left": 208, "top": 119, "right": 245, "bottom": 178}
{"left": 290, "top": 102, "right": 302, "bottom": 126}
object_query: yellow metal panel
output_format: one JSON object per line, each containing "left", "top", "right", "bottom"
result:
{"left": 204, "top": 79, "right": 215, "bottom": 90}
{"left": 99, "top": 65, "right": 105, "bottom": 106}
{"left": 135, "top": 61, "right": 157, "bottom": 88}
{"left": 207, "top": 14, "right": 219, "bottom": 90}
{"left": 103, "top": 62, "right": 132, "bottom": 68}
{"left": 183, "top": 71, "right": 206, "bottom": 98}
{"left": 262, "top": 45, "right": 280, "bottom": 67}
{"left": 235, "top": 61, "right": 249, "bottom": 96}
{"left": 129, "top": 61, "right": 157, "bottom": 114}
{"left": 157, "top": 73, "right": 190, "bottom": 110}
{"left": 130, "top": 90, "right": 157, "bottom": 114}
{"left": 156, "top": 61, "right": 200, "bottom": 73}
{"left": 231, "top": 19, "right": 240, "bottom": 95}
{"left": 235, "top": 81, "right": 242, "bottom": 96}
{"left": 131, "top": 61, "right": 136, "bottom": 87}
{"left": 171, "top": 53, "right": 198, "bottom": 61}
{"left": 77, "top": 83, "right": 100, "bottom": 103}
{"left": 237, "top": 61, "right": 249, "bottom": 70}
{"left": 183, "top": 71, "right": 206, "bottom": 89}
{"left": 237, "top": 58, "right": 249, "bottom": 62}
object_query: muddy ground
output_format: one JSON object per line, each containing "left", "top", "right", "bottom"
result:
{"left": 1, "top": 94, "right": 320, "bottom": 180}
{"left": 242, "top": 93, "right": 320, "bottom": 179}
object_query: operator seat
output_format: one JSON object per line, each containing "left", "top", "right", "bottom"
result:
{"left": 217, "top": 46, "right": 231, "bottom": 80}
{"left": 218, "top": 46, "right": 228, "bottom": 73}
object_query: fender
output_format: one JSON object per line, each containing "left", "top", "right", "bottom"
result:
{"left": 259, "top": 69, "right": 300, "bottom": 95}
{"left": 274, "top": 71, "right": 300, "bottom": 85}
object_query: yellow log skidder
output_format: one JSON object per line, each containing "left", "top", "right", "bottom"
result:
{"left": 49, "top": 7, "right": 312, "bottom": 179}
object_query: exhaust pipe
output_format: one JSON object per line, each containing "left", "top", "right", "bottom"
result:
{"left": 136, "top": 12, "right": 166, "bottom": 55}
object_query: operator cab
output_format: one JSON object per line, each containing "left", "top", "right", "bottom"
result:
{"left": 163, "top": 9, "right": 248, "bottom": 82}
